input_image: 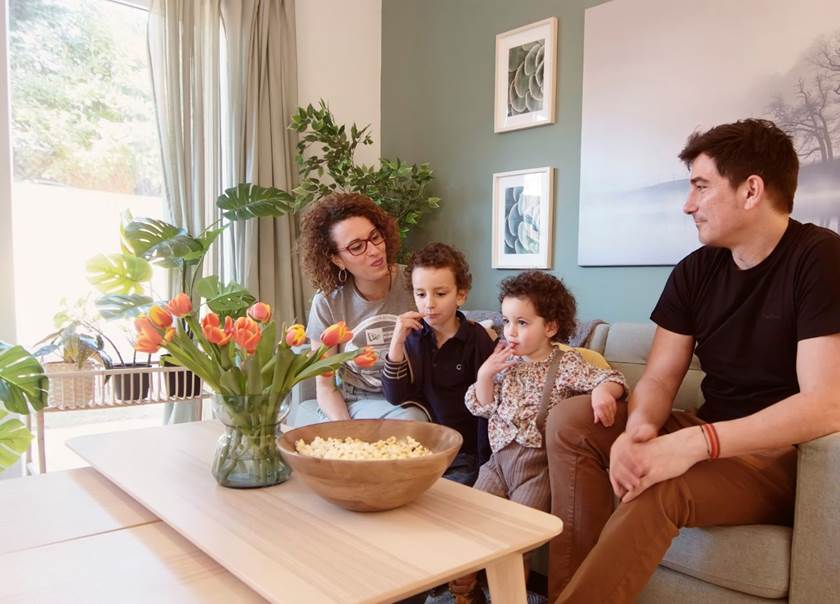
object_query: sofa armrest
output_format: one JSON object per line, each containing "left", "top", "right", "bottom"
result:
{"left": 789, "top": 431, "right": 840, "bottom": 603}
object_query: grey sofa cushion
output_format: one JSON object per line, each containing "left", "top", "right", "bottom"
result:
{"left": 661, "top": 526, "right": 792, "bottom": 599}
{"left": 640, "top": 565, "right": 779, "bottom": 603}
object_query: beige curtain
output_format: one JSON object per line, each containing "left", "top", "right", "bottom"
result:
{"left": 220, "top": 0, "right": 304, "bottom": 324}
{"left": 148, "top": 0, "right": 302, "bottom": 422}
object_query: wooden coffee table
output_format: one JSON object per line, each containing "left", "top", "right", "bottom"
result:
{"left": 12, "top": 421, "right": 564, "bottom": 603}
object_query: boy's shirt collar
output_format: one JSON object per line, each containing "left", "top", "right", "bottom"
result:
{"left": 420, "top": 310, "right": 470, "bottom": 342}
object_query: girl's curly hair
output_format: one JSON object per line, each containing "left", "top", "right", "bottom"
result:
{"left": 404, "top": 242, "right": 472, "bottom": 291}
{"left": 299, "top": 192, "right": 400, "bottom": 294}
{"left": 498, "top": 271, "right": 577, "bottom": 342}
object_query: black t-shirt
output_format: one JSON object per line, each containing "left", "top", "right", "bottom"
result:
{"left": 651, "top": 219, "right": 840, "bottom": 422}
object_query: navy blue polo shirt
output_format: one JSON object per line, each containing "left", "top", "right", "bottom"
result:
{"left": 382, "top": 311, "right": 495, "bottom": 462}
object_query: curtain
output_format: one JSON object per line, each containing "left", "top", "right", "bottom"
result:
{"left": 220, "top": 0, "right": 304, "bottom": 325}
{"left": 148, "top": 0, "right": 302, "bottom": 422}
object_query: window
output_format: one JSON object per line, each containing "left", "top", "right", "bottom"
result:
{"left": 9, "top": 0, "right": 164, "bottom": 352}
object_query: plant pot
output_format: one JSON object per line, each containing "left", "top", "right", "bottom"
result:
{"left": 210, "top": 393, "right": 292, "bottom": 488}
{"left": 44, "top": 361, "right": 96, "bottom": 410}
{"left": 162, "top": 356, "right": 202, "bottom": 398}
{"left": 111, "top": 363, "right": 151, "bottom": 402}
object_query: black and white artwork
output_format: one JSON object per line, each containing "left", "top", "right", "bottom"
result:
{"left": 495, "top": 18, "right": 557, "bottom": 133}
{"left": 493, "top": 167, "right": 554, "bottom": 268}
{"left": 578, "top": 0, "right": 840, "bottom": 266}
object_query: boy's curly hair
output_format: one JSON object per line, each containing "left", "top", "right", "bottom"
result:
{"left": 498, "top": 271, "right": 577, "bottom": 342}
{"left": 298, "top": 192, "right": 400, "bottom": 294}
{"left": 404, "top": 242, "right": 472, "bottom": 291}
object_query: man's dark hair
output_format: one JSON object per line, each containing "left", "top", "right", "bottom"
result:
{"left": 678, "top": 119, "right": 799, "bottom": 213}
{"left": 499, "top": 271, "right": 577, "bottom": 342}
{"left": 405, "top": 242, "right": 472, "bottom": 291}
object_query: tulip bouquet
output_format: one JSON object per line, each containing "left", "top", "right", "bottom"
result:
{"left": 134, "top": 293, "right": 377, "bottom": 487}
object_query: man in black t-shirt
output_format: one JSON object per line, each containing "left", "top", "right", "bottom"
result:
{"left": 546, "top": 119, "right": 840, "bottom": 603}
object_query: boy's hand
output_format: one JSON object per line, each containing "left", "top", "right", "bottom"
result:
{"left": 392, "top": 311, "right": 423, "bottom": 345}
{"left": 591, "top": 386, "right": 618, "bottom": 427}
{"left": 477, "top": 341, "right": 517, "bottom": 381}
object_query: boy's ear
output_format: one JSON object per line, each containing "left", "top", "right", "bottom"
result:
{"left": 456, "top": 289, "right": 467, "bottom": 307}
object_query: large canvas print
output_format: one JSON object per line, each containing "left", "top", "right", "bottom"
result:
{"left": 578, "top": 0, "right": 840, "bottom": 266}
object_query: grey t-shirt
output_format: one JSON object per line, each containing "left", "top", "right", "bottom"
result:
{"left": 306, "top": 267, "right": 415, "bottom": 394}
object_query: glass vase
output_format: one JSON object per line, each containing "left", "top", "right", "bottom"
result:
{"left": 210, "top": 392, "right": 292, "bottom": 488}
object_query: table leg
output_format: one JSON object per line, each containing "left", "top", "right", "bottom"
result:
{"left": 36, "top": 410, "right": 46, "bottom": 474}
{"left": 486, "top": 552, "right": 527, "bottom": 603}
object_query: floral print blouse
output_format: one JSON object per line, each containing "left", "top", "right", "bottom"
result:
{"left": 465, "top": 347, "right": 627, "bottom": 452}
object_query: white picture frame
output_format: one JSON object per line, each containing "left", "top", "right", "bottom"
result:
{"left": 492, "top": 167, "right": 555, "bottom": 269}
{"left": 494, "top": 17, "right": 558, "bottom": 133}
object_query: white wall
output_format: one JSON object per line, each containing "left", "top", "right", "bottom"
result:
{"left": 0, "top": 0, "right": 17, "bottom": 343}
{"left": 295, "top": 0, "right": 381, "bottom": 167}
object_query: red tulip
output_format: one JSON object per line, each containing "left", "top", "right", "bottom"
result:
{"left": 285, "top": 324, "right": 306, "bottom": 347}
{"left": 233, "top": 317, "right": 261, "bottom": 354}
{"left": 354, "top": 346, "right": 378, "bottom": 368}
{"left": 166, "top": 293, "right": 192, "bottom": 318}
{"left": 247, "top": 302, "right": 272, "bottom": 324}
{"left": 149, "top": 305, "right": 173, "bottom": 329}
{"left": 320, "top": 321, "right": 352, "bottom": 348}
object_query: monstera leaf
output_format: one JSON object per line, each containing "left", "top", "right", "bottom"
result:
{"left": 87, "top": 253, "right": 153, "bottom": 295}
{"left": 95, "top": 294, "right": 154, "bottom": 320}
{"left": 196, "top": 277, "right": 256, "bottom": 315}
{"left": 0, "top": 409, "right": 33, "bottom": 472}
{"left": 216, "top": 183, "right": 298, "bottom": 220}
{"left": 121, "top": 218, "right": 204, "bottom": 269}
{"left": 0, "top": 342, "right": 47, "bottom": 416}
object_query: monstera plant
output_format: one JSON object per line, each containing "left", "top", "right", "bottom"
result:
{"left": 0, "top": 343, "right": 47, "bottom": 472}
{"left": 87, "top": 183, "right": 302, "bottom": 321}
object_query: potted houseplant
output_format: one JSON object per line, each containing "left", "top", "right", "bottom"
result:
{"left": 0, "top": 342, "right": 47, "bottom": 472}
{"left": 285, "top": 100, "right": 441, "bottom": 259}
{"left": 134, "top": 293, "right": 377, "bottom": 488}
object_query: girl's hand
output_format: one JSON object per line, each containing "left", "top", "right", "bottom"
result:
{"left": 477, "top": 341, "right": 517, "bottom": 381}
{"left": 591, "top": 387, "right": 618, "bottom": 427}
{"left": 392, "top": 311, "right": 423, "bottom": 345}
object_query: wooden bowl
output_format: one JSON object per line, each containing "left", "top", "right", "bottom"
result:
{"left": 278, "top": 419, "right": 462, "bottom": 512}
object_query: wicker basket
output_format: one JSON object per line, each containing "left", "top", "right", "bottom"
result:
{"left": 44, "top": 361, "right": 96, "bottom": 410}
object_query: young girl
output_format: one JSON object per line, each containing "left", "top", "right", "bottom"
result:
{"left": 450, "top": 271, "right": 627, "bottom": 604}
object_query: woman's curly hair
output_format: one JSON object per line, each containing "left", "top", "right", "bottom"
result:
{"left": 404, "top": 242, "right": 472, "bottom": 291}
{"left": 299, "top": 192, "right": 400, "bottom": 294}
{"left": 498, "top": 271, "right": 577, "bottom": 342}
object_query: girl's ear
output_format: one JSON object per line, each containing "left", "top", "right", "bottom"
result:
{"left": 545, "top": 320, "right": 559, "bottom": 340}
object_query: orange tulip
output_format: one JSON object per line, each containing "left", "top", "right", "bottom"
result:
{"left": 353, "top": 346, "right": 378, "bottom": 368}
{"left": 233, "top": 317, "right": 261, "bottom": 354}
{"left": 163, "top": 327, "right": 175, "bottom": 343}
{"left": 134, "top": 315, "right": 156, "bottom": 334}
{"left": 135, "top": 330, "right": 162, "bottom": 353}
{"left": 149, "top": 305, "right": 173, "bottom": 329}
{"left": 202, "top": 312, "right": 231, "bottom": 346}
{"left": 320, "top": 370, "right": 335, "bottom": 378}
{"left": 247, "top": 302, "right": 272, "bottom": 323}
{"left": 320, "top": 321, "right": 352, "bottom": 348}
{"left": 285, "top": 324, "right": 306, "bottom": 347}
{"left": 166, "top": 293, "right": 192, "bottom": 318}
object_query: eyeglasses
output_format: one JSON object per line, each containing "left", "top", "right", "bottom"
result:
{"left": 338, "top": 229, "right": 385, "bottom": 256}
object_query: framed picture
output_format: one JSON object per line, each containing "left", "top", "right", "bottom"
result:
{"left": 494, "top": 17, "right": 558, "bottom": 133}
{"left": 492, "top": 167, "right": 555, "bottom": 269}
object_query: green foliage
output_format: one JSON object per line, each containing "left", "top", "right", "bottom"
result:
{"left": 287, "top": 100, "right": 441, "bottom": 256}
{"left": 0, "top": 343, "right": 48, "bottom": 472}
{"left": 89, "top": 184, "right": 300, "bottom": 320}
{"left": 9, "top": 0, "right": 162, "bottom": 194}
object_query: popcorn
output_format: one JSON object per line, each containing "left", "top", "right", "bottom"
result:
{"left": 295, "top": 435, "right": 432, "bottom": 460}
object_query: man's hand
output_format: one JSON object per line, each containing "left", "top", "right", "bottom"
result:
{"left": 615, "top": 426, "right": 708, "bottom": 503}
{"left": 608, "top": 423, "right": 657, "bottom": 498}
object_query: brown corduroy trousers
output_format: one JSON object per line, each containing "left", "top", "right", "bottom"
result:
{"left": 546, "top": 395, "right": 797, "bottom": 603}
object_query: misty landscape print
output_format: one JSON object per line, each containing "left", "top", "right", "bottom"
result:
{"left": 578, "top": 0, "right": 840, "bottom": 266}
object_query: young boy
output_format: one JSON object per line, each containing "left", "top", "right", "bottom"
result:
{"left": 382, "top": 242, "right": 495, "bottom": 486}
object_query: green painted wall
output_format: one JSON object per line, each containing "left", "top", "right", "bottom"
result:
{"left": 381, "top": 0, "right": 678, "bottom": 322}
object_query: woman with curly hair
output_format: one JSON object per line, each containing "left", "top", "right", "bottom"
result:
{"left": 449, "top": 271, "right": 628, "bottom": 603}
{"left": 289, "top": 192, "right": 428, "bottom": 426}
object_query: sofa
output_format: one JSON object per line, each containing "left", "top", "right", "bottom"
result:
{"left": 289, "top": 318, "right": 840, "bottom": 602}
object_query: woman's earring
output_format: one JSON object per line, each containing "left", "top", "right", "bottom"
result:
{"left": 338, "top": 268, "right": 348, "bottom": 283}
